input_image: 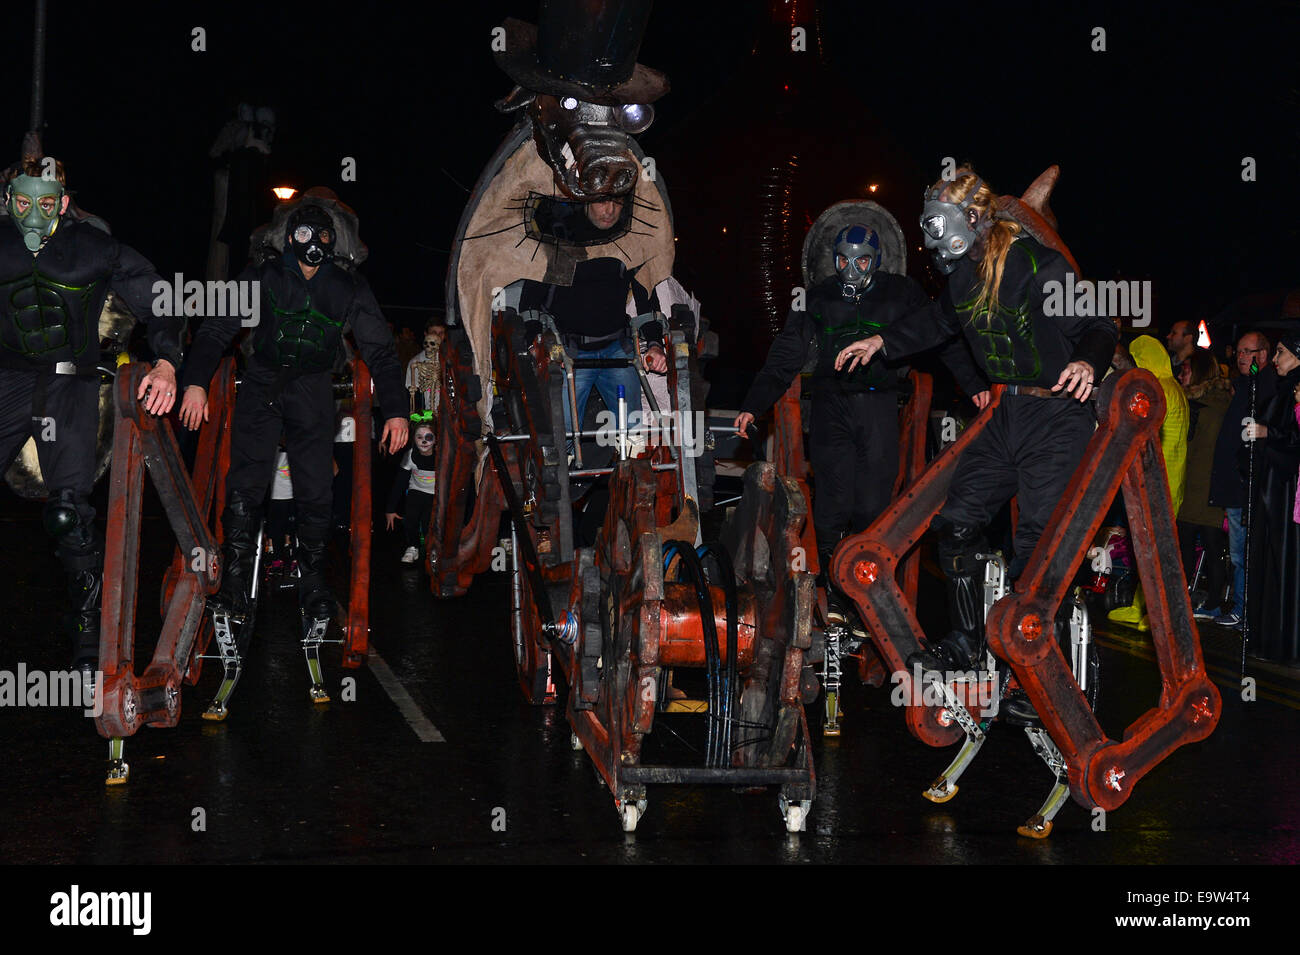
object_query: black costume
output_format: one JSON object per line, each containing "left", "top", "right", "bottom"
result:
{"left": 878, "top": 236, "right": 1116, "bottom": 665}
{"left": 0, "top": 217, "right": 184, "bottom": 667}
{"left": 519, "top": 255, "right": 652, "bottom": 344}
{"left": 1209, "top": 367, "right": 1278, "bottom": 510}
{"left": 518, "top": 199, "right": 664, "bottom": 417}
{"left": 741, "top": 273, "right": 984, "bottom": 569}
{"left": 182, "top": 245, "right": 404, "bottom": 615}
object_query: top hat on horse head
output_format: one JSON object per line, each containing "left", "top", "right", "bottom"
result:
{"left": 494, "top": 0, "right": 669, "bottom": 105}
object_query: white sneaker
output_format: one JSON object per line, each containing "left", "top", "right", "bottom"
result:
{"left": 401, "top": 547, "right": 419, "bottom": 564}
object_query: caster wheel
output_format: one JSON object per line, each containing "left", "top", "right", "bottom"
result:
{"left": 569, "top": 732, "right": 584, "bottom": 751}
{"left": 621, "top": 803, "right": 640, "bottom": 832}
{"left": 106, "top": 760, "right": 129, "bottom": 786}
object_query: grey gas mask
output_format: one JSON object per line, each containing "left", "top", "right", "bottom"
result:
{"left": 832, "top": 224, "right": 882, "bottom": 300}
{"left": 920, "top": 173, "right": 988, "bottom": 275}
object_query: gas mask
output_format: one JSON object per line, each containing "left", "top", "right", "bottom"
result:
{"left": 7, "top": 173, "right": 66, "bottom": 252}
{"left": 832, "top": 224, "right": 881, "bottom": 300}
{"left": 285, "top": 205, "right": 336, "bottom": 267}
{"left": 920, "top": 172, "right": 988, "bottom": 275}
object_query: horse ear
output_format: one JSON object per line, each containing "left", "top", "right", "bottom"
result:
{"left": 1021, "top": 165, "right": 1061, "bottom": 230}
{"left": 495, "top": 86, "right": 536, "bottom": 114}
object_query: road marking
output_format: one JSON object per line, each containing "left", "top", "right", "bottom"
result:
{"left": 367, "top": 648, "right": 445, "bottom": 742}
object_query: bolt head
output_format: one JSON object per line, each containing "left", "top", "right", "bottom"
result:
{"left": 854, "top": 560, "right": 879, "bottom": 585}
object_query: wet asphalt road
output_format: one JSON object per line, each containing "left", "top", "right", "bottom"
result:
{"left": 0, "top": 485, "right": 1297, "bottom": 867}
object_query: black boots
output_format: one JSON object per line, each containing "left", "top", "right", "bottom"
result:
{"left": 62, "top": 541, "right": 103, "bottom": 675}
{"left": 908, "top": 521, "right": 985, "bottom": 675}
{"left": 908, "top": 630, "right": 980, "bottom": 675}
{"left": 45, "top": 492, "right": 103, "bottom": 675}
{"left": 212, "top": 495, "right": 260, "bottom": 618}
{"left": 296, "top": 537, "right": 335, "bottom": 618}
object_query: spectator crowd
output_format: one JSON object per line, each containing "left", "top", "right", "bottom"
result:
{"left": 1120, "top": 321, "right": 1300, "bottom": 665}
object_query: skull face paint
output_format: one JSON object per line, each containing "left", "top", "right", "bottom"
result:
{"left": 413, "top": 425, "right": 436, "bottom": 452}
{"left": 7, "top": 174, "right": 66, "bottom": 252}
{"left": 832, "top": 224, "right": 881, "bottom": 300}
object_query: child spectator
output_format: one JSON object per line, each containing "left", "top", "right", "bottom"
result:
{"left": 386, "top": 414, "right": 437, "bottom": 563}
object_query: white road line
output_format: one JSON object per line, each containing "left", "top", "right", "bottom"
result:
{"left": 366, "top": 648, "right": 445, "bottom": 742}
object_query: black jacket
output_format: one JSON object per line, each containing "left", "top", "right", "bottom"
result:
{"left": 877, "top": 236, "right": 1116, "bottom": 389}
{"left": 518, "top": 257, "right": 653, "bottom": 340}
{"left": 741, "top": 273, "right": 986, "bottom": 416}
{"left": 1245, "top": 366, "right": 1300, "bottom": 661}
{"left": 0, "top": 218, "right": 184, "bottom": 372}
{"left": 1208, "top": 367, "right": 1278, "bottom": 508}
{"left": 182, "top": 252, "right": 406, "bottom": 418}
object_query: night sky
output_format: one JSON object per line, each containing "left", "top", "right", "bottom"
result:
{"left": 1, "top": 0, "right": 1292, "bottom": 337}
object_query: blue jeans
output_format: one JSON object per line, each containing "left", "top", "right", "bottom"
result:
{"left": 1226, "top": 506, "right": 1245, "bottom": 615}
{"left": 563, "top": 340, "right": 642, "bottom": 445}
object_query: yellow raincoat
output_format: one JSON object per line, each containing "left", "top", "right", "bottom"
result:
{"left": 1128, "top": 335, "right": 1188, "bottom": 514}
{"left": 1109, "top": 335, "right": 1190, "bottom": 631}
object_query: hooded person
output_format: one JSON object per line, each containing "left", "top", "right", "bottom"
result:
{"left": 1129, "top": 335, "right": 1188, "bottom": 511}
{"left": 733, "top": 206, "right": 987, "bottom": 623}
{"left": 1108, "top": 335, "right": 1189, "bottom": 630}
{"left": 179, "top": 195, "right": 408, "bottom": 651}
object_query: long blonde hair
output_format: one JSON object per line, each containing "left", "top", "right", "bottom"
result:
{"left": 935, "top": 172, "right": 1021, "bottom": 319}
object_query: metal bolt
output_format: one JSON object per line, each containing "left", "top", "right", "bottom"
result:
{"left": 854, "top": 560, "right": 879, "bottom": 585}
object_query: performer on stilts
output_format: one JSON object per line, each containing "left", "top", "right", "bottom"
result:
{"left": 0, "top": 157, "right": 183, "bottom": 678}
{"left": 836, "top": 168, "right": 1116, "bottom": 721}
{"left": 736, "top": 212, "right": 987, "bottom": 624}
{"left": 179, "top": 195, "right": 408, "bottom": 711}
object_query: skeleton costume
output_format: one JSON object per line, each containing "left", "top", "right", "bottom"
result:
{"left": 405, "top": 333, "right": 441, "bottom": 414}
{"left": 0, "top": 165, "right": 184, "bottom": 672}
{"left": 875, "top": 171, "right": 1116, "bottom": 675}
{"left": 182, "top": 199, "right": 405, "bottom": 618}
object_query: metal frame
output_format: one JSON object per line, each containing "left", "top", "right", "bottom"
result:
{"left": 832, "top": 370, "right": 1220, "bottom": 815}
